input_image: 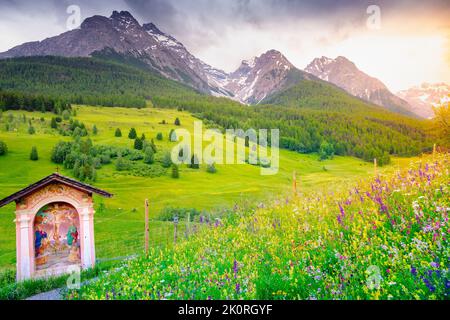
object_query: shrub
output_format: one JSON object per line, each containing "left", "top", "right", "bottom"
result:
{"left": 156, "top": 132, "right": 163, "bottom": 141}
{"left": 128, "top": 128, "right": 137, "bottom": 139}
{"left": 100, "top": 154, "right": 111, "bottom": 164}
{"left": 206, "top": 163, "right": 217, "bottom": 174}
{"left": 174, "top": 117, "right": 181, "bottom": 126}
{"left": 115, "top": 156, "right": 131, "bottom": 171}
{"left": 129, "top": 150, "right": 144, "bottom": 161}
{"left": 28, "top": 126, "right": 36, "bottom": 135}
{"left": 92, "top": 125, "right": 98, "bottom": 135}
{"left": 62, "top": 110, "right": 71, "bottom": 120}
{"left": 51, "top": 141, "right": 72, "bottom": 163}
{"left": 319, "top": 141, "right": 335, "bottom": 160}
{"left": 129, "top": 163, "right": 166, "bottom": 178}
{"left": 0, "top": 141, "right": 8, "bottom": 156}
{"left": 158, "top": 207, "right": 201, "bottom": 221}
{"left": 162, "top": 151, "right": 172, "bottom": 168}
{"left": 143, "top": 147, "right": 155, "bottom": 164}
{"left": 115, "top": 128, "right": 122, "bottom": 137}
{"left": 30, "top": 147, "right": 38, "bottom": 161}
{"left": 171, "top": 163, "right": 179, "bottom": 179}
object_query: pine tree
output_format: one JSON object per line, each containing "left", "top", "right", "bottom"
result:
{"left": 171, "top": 163, "right": 179, "bottom": 179}
{"left": 128, "top": 128, "right": 137, "bottom": 139}
{"left": 150, "top": 138, "right": 157, "bottom": 153}
{"left": 115, "top": 128, "right": 122, "bottom": 137}
{"left": 169, "top": 129, "right": 177, "bottom": 142}
{"left": 93, "top": 125, "right": 98, "bottom": 135}
{"left": 156, "top": 132, "right": 163, "bottom": 141}
{"left": 30, "top": 146, "right": 38, "bottom": 161}
{"left": 190, "top": 154, "right": 199, "bottom": 169}
{"left": 134, "top": 137, "right": 143, "bottom": 150}
{"left": 174, "top": 117, "right": 181, "bottom": 126}
{"left": 0, "top": 141, "right": 8, "bottom": 156}
{"left": 28, "top": 126, "right": 36, "bottom": 135}
{"left": 50, "top": 117, "right": 58, "bottom": 129}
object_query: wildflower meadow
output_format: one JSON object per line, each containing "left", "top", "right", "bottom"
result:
{"left": 69, "top": 153, "right": 449, "bottom": 300}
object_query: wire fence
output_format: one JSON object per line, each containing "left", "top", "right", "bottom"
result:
{"left": 95, "top": 214, "right": 215, "bottom": 263}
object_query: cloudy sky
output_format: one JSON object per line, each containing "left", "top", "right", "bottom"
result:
{"left": 0, "top": 0, "right": 449, "bottom": 92}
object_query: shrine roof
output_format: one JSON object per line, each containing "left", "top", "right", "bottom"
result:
{"left": 0, "top": 173, "right": 112, "bottom": 208}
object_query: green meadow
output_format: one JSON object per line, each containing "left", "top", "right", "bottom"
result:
{"left": 0, "top": 106, "right": 417, "bottom": 268}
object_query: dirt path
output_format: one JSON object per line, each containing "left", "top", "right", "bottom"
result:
{"left": 26, "top": 288, "right": 63, "bottom": 300}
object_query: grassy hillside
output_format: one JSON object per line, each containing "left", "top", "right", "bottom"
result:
{"left": 0, "top": 105, "right": 414, "bottom": 268}
{"left": 263, "top": 78, "right": 418, "bottom": 117}
{"left": 0, "top": 56, "right": 434, "bottom": 163}
{"left": 154, "top": 87, "right": 433, "bottom": 162}
{"left": 0, "top": 56, "right": 198, "bottom": 108}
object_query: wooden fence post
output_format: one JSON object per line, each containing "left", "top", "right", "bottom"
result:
{"left": 174, "top": 216, "right": 179, "bottom": 244}
{"left": 293, "top": 170, "right": 297, "bottom": 197}
{"left": 145, "top": 199, "right": 149, "bottom": 255}
{"left": 374, "top": 158, "right": 377, "bottom": 176}
{"left": 187, "top": 211, "right": 191, "bottom": 239}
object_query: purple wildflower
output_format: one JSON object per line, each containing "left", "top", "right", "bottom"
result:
{"left": 235, "top": 283, "right": 240, "bottom": 294}
{"left": 430, "top": 261, "right": 439, "bottom": 268}
{"left": 422, "top": 277, "right": 436, "bottom": 292}
{"left": 233, "top": 259, "right": 239, "bottom": 278}
{"left": 411, "top": 267, "right": 417, "bottom": 276}
{"left": 338, "top": 203, "right": 345, "bottom": 216}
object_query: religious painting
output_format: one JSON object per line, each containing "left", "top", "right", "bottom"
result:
{"left": 33, "top": 202, "right": 81, "bottom": 271}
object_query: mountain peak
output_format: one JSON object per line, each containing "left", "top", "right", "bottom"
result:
{"left": 80, "top": 15, "right": 111, "bottom": 29}
{"left": 110, "top": 10, "right": 135, "bottom": 20}
{"left": 110, "top": 10, "right": 140, "bottom": 27}
{"left": 260, "top": 49, "right": 286, "bottom": 60}
{"left": 305, "top": 56, "right": 414, "bottom": 116}
{"left": 143, "top": 23, "right": 163, "bottom": 35}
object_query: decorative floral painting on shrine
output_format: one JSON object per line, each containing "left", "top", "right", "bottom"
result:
{"left": 34, "top": 202, "right": 81, "bottom": 271}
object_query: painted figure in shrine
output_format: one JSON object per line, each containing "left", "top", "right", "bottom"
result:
{"left": 33, "top": 202, "right": 81, "bottom": 271}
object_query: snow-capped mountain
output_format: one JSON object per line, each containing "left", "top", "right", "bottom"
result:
{"left": 305, "top": 56, "right": 414, "bottom": 116}
{"left": 0, "top": 10, "right": 434, "bottom": 113}
{"left": 397, "top": 83, "right": 450, "bottom": 118}
{"left": 224, "top": 50, "right": 316, "bottom": 104}
{"left": 0, "top": 10, "right": 315, "bottom": 104}
{"left": 0, "top": 11, "right": 224, "bottom": 95}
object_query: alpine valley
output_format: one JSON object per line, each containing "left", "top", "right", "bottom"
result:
{"left": 1, "top": 10, "right": 445, "bottom": 116}
{"left": 0, "top": 7, "right": 449, "bottom": 302}
{"left": 0, "top": 10, "right": 441, "bottom": 163}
